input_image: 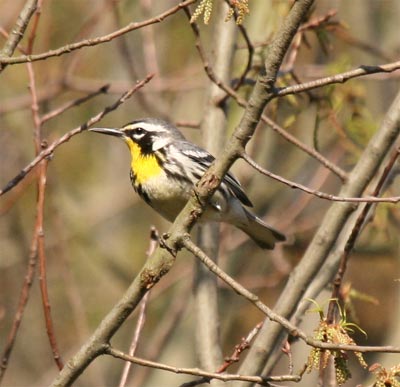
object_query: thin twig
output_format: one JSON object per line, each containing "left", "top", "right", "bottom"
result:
{"left": 0, "top": 24, "right": 46, "bottom": 380}
{"left": 217, "top": 322, "right": 263, "bottom": 373}
{"left": 37, "top": 158, "right": 64, "bottom": 369}
{"left": 107, "top": 347, "right": 300, "bottom": 386}
{"left": 0, "top": 0, "right": 196, "bottom": 66}
{"left": 277, "top": 60, "right": 400, "bottom": 97}
{"left": 25, "top": 1, "right": 64, "bottom": 369}
{"left": 298, "top": 9, "right": 338, "bottom": 32}
{"left": 0, "top": 25, "right": 62, "bottom": 378}
{"left": 0, "top": 74, "right": 154, "bottom": 196}
{"left": 242, "top": 152, "right": 400, "bottom": 203}
{"left": 281, "top": 341, "right": 294, "bottom": 375}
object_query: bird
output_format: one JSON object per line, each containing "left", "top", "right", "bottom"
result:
{"left": 89, "top": 118, "right": 285, "bottom": 249}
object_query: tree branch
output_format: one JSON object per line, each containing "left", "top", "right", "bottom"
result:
{"left": 242, "top": 152, "right": 400, "bottom": 203}
{"left": 0, "top": 0, "right": 195, "bottom": 67}
{"left": 106, "top": 346, "right": 300, "bottom": 386}
{"left": 277, "top": 61, "right": 400, "bottom": 97}
{"left": 0, "top": 0, "right": 37, "bottom": 71}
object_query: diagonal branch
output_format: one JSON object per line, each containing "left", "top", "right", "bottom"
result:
{"left": 242, "top": 152, "right": 400, "bottom": 203}
{"left": 0, "top": 0, "right": 37, "bottom": 71}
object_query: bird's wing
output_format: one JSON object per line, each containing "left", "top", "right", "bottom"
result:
{"left": 181, "top": 144, "right": 253, "bottom": 208}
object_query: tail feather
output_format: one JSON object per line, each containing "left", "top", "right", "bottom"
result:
{"left": 238, "top": 210, "right": 285, "bottom": 249}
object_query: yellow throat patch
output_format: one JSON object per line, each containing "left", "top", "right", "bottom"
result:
{"left": 126, "top": 139, "right": 163, "bottom": 184}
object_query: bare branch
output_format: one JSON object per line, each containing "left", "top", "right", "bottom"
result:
{"left": 242, "top": 152, "right": 400, "bottom": 203}
{"left": 217, "top": 322, "right": 263, "bottom": 373}
{"left": 107, "top": 346, "right": 300, "bottom": 386}
{"left": 277, "top": 61, "right": 400, "bottom": 97}
{"left": 0, "top": 0, "right": 196, "bottom": 66}
{"left": 0, "top": 0, "right": 37, "bottom": 71}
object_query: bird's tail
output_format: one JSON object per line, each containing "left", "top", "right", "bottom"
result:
{"left": 237, "top": 209, "right": 286, "bottom": 249}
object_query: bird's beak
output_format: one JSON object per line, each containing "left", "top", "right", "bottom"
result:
{"left": 89, "top": 127, "right": 124, "bottom": 137}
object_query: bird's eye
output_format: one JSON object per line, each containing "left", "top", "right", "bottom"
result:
{"left": 134, "top": 127, "right": 144, "bottom": 134}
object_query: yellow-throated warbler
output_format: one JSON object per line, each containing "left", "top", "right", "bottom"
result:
{"left": 90, "top": 118, "right": 285, "bottom": 249}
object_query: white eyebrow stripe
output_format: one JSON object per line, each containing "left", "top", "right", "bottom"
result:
{"left": 123, "top": 122, "right": 168, "bottom": 133}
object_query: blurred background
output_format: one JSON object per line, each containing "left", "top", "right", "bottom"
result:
{"left": 0, "top": 1, "right": 399, "bottom": 386}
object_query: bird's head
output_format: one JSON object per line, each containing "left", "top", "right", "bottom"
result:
{"left": 89, "top": 118, "right": 185, "bottom": 154}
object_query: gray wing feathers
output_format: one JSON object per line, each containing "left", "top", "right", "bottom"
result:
{"left": 181, "top": 143, "right": 253, "bottom": 207}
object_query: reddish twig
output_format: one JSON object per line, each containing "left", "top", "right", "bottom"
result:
{"left": 0, "top": 74, "right": 154, "bottom": 196}
{"left": 217, "top": 322, "right": 263, "bottom": 373}
{"left": 326, "top": 146, "right": 400, "bottom": 324}
{"left": 281, "top": 340, "right": 294, "bottom": 375}
{"left": 36, "top": 158, "right": 64, "bottom": 369}
{"left": 26, "top": 0, "right": 64, "bottom": 369}
{"left": 0, "top": 4, "right": 45, "bottom": 377}
{"left": 182, "top": 322, "right": 263, "bottom": 386}
{"left": 298, "top": 9, "right": 338, "bottom": 32}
